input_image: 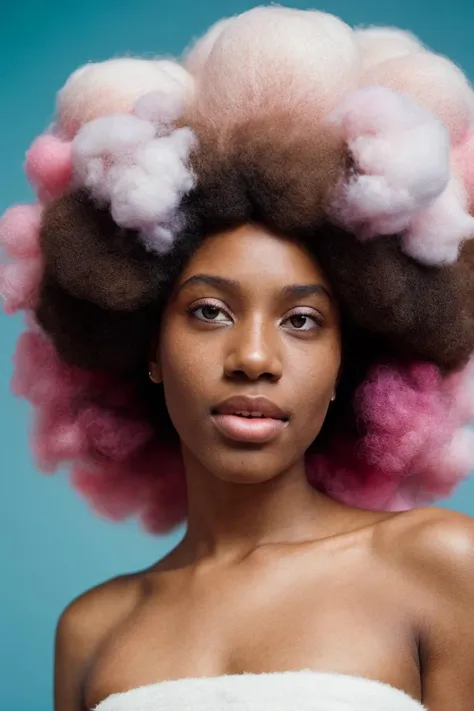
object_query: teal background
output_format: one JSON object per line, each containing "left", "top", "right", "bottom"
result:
{"left": 1, "top": 1, "right": 474, "bottom": 709}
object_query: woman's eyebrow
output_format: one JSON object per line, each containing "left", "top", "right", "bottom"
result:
{"left": 177, "top": 274, "right": 240, "bottom": 295}
{"left": 280, "top": 283, "right": 333, "bottom": 301}
{"left": 176, "top": 274, "right": 333, "bottom": 301}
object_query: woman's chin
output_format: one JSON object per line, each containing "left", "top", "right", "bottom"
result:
{"left": 180, "top": 432, "right": 305, "bottom": 484}
{"left": 202, "top": 452, "right": 300, "bottom": 486}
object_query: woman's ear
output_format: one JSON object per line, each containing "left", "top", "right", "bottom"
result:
{"left": 148, "top": 329, "right": 162, "bottom": 384}
{"left": 149, "top": 360, "right": 162, "bottom": 384}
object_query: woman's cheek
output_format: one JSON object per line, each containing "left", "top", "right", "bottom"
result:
{"left": 160, "top": 338, "right": 218, "bottom": 426}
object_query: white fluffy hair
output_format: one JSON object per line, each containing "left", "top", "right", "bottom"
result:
{"left": 328, "top": 86, "right": 451, "bottom": 234}
{"left": 184, "top": 6, "right": 360, "bottom": 126}
{"left": 183, "top": 17, "right": 233, "bottom": 76}
{"left": 51, "top": 5, "right": 474, "bottom": 264}
{"left": 328, "top": 85, "right": 474, "bottom": 264}
{"left": 72, "top": 107, "right": 196, "bottom": 255}
{"left": 54, "top": 58, "right": 197, "bottom": 254}
{"left": 355, "top": 26, "right": 425, "bottom": 69}
{"left": 362, "top": 51, "right": 474, "bottom": 145}
{"left": 57, "top": 58, "right": 195, "bottom": 139}
{"left": 403, "top": 174, "right": 474, "bottom": 264}
{"left": 354, "top": 25, "right": 474, "bottom": 144}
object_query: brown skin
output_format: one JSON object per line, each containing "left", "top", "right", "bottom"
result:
{"left": 152, "top": 223, "right": 342, "bottom": 549}
{"left": 54, "top": 225, "right": 474, "bottom": 711}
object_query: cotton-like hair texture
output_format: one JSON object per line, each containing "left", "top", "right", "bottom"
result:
{"left": 183, "top": 17, "right": 233, "bottom": 75}
{"left": 0, "top": 204, "right": 44, "bottom": 314}
{"left": 25, "top": 135, "right": 73, "bottom": 203}
{"left": 361, "top": 50, "right": 474, "bottom": 145}
{"left": 308, "top": 361, "right": 474, "bottom": 510}
{"left": 3, "top": 5, "right": 474, "bottom": 533}
{"left": 182, "top": 6, "right": 363, "bottom": 231}
{"left": 59, "top": 58, "right": 198, "bottom": 255}
{"left": 327, "top": 86, "right": 457, "bottom": 254}
{"left": 327, "top": 84, "right": 474, "bottom": 266}
{"left": 355, "top": 26, "right": 425, "bottom": 69}
{"left": 454, "top": 131, "right": 474, "bottom": 207}
{"left": 186, "top": 7, "right": 360, "bottom": 121}
{"left": 0, "top": 204, "right": 42, "bottom": 259}
{"left": 11, "top": 326, "right": 187, "bottom": 532}
{"left": 57, "top": 58, "right": 195, "bottom": 139}
{"left": 26, "top": 177, "right": 474, "bottom": 532}
{"left": 0, "top": 259, "right": 44, "bottom": 314}
{"left": 403, "top": 174, "right": 474, "bottom": 265}
{"left": 352, "top": 23, "right": 474, "bottom": 263}
{"left": 71, "top": 111, "right": 197, "bottom": 255}
{"left": 25, "top": 61, "right": 198, "bottom": 258}
{"left": 183, "top": 7, "right": 474, "bottom": 266}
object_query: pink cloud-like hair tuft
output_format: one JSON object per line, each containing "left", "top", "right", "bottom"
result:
{"left": 25, "top": 134, "right": 73, "bottom": 203}
{"left": 308, "top": 359, "right": 474, "bottom": 509}
{"left": 0, "top": 203, "right": 44, "bottom": 314}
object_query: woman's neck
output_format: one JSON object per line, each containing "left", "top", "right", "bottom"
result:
{"left": 177, "top": 447, "right": 345, "bottom": 566}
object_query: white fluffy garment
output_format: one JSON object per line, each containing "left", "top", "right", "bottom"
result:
{"left": 93, "top": 669, "right": 426, "bottom": 711}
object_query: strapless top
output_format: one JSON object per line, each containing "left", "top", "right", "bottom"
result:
{"left": 92, "top": 670, "right": 426, "bottom": 710}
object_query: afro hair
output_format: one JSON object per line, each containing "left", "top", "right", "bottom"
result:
{"left": 2, "top": 6, "right": 474, "bottom": 532}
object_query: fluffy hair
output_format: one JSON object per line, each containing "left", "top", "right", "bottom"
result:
{"left": 327, "top": 86, "right": 474, "bottom": 265}
{"left": 57, "top": 58, "right": 195, "bottom": 140}
{"left": 2, "top": 5, "right": 474, "bottom": 533}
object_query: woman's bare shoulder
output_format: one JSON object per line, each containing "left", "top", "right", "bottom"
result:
{"left": 373, "top": 508, "right": 474, "bottom": 710}
{"left": 57, "top": 550, "right": 180, "bottom": 645}
{"left": 59, "top": 571, "right": 141, "bottom": 630}
{"left": 54, "top": 571, "right": 145, "bottom": 711}
{"left": 374, "top": 505, "right": 474, "bottom": 588}
{"left": 56, "top": 572, "right": 141, "bottom": 649}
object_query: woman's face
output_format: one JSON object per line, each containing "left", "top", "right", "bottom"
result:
{"left": 150, "top": 224, "right": 341, "bottom": 484}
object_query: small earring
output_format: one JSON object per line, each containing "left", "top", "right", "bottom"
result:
{"left": 149, "top": 370, "right": 162, "bottom": 385}
{"left": 331, "top": 393, "right": 336, "bottom": 402}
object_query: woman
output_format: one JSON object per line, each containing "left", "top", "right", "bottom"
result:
{"left": 2, "top": 6, "right": 474, "bottom": 710}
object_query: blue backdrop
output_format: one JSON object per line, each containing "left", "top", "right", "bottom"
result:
{"left": 1, "top": 1, "right": 474, "bottom": 709}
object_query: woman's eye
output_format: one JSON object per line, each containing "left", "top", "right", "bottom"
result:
{"left": 190, "top": 303, "right": 231, "bottom": 322}
{"left": 283, "top": 311, "right": 323, "bottom": 331}
{"left": 189, "top": 302, "right": 322, "bottom": 330}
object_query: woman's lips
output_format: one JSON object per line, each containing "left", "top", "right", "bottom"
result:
{"left": 211, "top": 413, "right": 288, "bottom": 443}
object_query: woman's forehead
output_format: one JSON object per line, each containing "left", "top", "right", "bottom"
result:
{"left": 177, "top": 224, "right": 332, "bottom": 290}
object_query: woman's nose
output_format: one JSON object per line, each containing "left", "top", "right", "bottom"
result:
{"left": 223, "top": 317, "right": 283, "bottom": 381}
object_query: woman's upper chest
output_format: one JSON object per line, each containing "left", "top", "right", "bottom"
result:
{"left": 84, "top": 543, "right": 422, "bottom": 709}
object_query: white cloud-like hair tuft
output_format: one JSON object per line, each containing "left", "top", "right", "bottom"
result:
{"left": 328, "top": 85, "right": 474, "bottom": 264}
{"left": 71, "top": 100, "right": 197, "bottom": 255}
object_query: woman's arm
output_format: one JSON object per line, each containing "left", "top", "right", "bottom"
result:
{"left": 53, "top": 574, "right": 139, "bottom": 711}
{"left": 54, "top": 600, "right": 93, "bottom": 711}
{"left": 399, "top": 509, "right": 474, "bottom": 710}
